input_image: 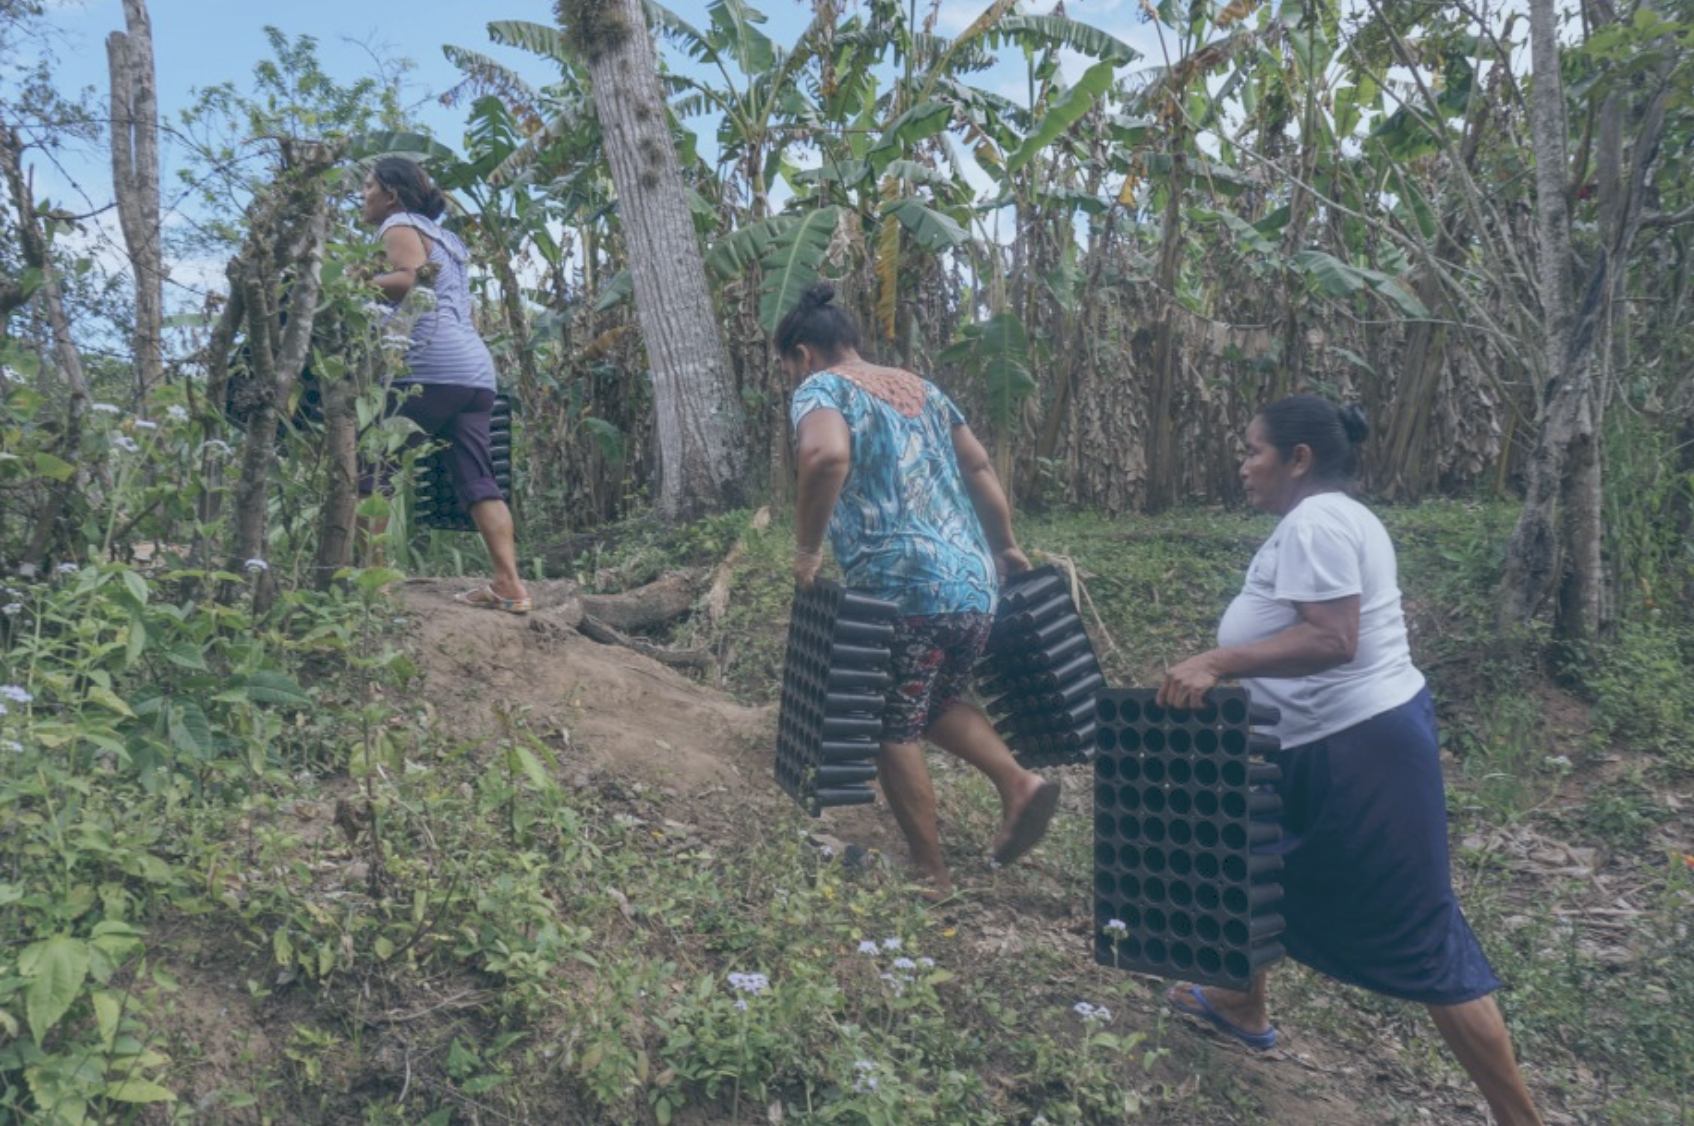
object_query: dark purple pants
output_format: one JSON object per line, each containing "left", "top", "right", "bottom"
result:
{"left": 358, "top": 382, "right": 503, "bottom": 513}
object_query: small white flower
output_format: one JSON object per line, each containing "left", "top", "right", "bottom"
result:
{"left": 916, "top": 957, "right": 935, "bottom": 968}
{"left": 91, "top": 402, "right": 121, "bottom": 414}
{"left": 881, "top": 937, "right": 901, "bottom": 951}
{"left": 734, "top": 998, "right": 748, "bottom": 1012}
{"left": 132, "top": 418, "right": 158, "bottom": 431}
{"left": 1072, "top": 1001, "right": 1112, "bottom": 1024}
{"left": 852, "top": 1060, "right": 879, "bottom": 1094}
{"left": 1543, "top": 755, "right": 1573, "bottom": 770}
{"left": 857, "top": 940, "right": 879, "bottom": 956}
{"left": 879, "top": 972, "right": 905, "bottom": 995}
{"left": 56, "top": 562, "right": 79, "bottom": 574}
{"left": 2, "top": 603, "right": 21, "bottom": 616}
{"left": 166, "top": 405, "right": 189, "bottom": 422}
{"left": 0, "top": 685, "right": 32, "bottom": 704}
{"left": 726, "top": 971, "right": 768, "bottom": 995}
{"left": 1103, "top": 918, "right": 1130, "bottom": 939}
{"left": 1, "top": 740, "right": 21, "bottom": 754}
{"left": 113, "top": 435, "right": 140, "bottom": 453}
{"left": 244, "top": 558, "right": 268, "bottom": 573}
{"left": 199, "top": 439, "right": 233, "bottom": 457}
{"left": 891, "top": 957, "right": 916, "bottom": 971}
{"left": 0, "top": 703, "right": 8, "bottom": 717}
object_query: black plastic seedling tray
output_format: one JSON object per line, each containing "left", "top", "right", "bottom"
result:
{"left": 1092, "top": 687, "right": 1287, "bottom": 992}
{"left": 978, "top": 565, "right": 1106, "bottom": 767}
{"left": 415, "top": 393, "right": 514, "bottom": 531}
{"left": 775, "top": 581, "right": 899, "bottom": 816}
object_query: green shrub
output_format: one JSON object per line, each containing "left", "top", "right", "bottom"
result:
{"left": 1587, "top": 618, "right": 1694, "bottom": 770}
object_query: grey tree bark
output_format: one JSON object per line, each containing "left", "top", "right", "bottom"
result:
{"left": 1500, "top": 0, "right": 1589, "bottom": 639}
{"left": 1500, "top": 0, "right": 1672, "bottom": 641}
{"left": 2, "top": 126, "right": 93, "bottom": 570}
{"left": 225, "top": 142, "right": 340, "bottom": 607}
{"left": 559, "top": 0, "right": 748, "bottom": 520}
{"left": 107, "top": 0, "right": 164, "bottom": 402}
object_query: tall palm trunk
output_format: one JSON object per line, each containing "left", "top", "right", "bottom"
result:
{"left": 559, "top": 0, "right": 748, "bottom": 519}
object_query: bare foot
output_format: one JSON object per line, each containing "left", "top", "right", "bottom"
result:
{"left": 990, "top": 773, "right": 1061, "bottom": 864}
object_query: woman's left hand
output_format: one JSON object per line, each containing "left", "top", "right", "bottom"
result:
{"left": 1159, "top": 652, "right": 1224, "bottom": 711}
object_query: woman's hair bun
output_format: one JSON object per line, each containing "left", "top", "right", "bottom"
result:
{"left": 1337, "top": 401, "right": 1370, "bottom": 445}
{"left": 799, "top": 282, "right": 837, "bottom": 310}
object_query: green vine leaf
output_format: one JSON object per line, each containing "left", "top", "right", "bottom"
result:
{"left": 22, "top": 935, "right": 89, "bottom": 1045}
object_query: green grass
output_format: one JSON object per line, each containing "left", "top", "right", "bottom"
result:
{"left": 6, "top": 500, "right": 1693, "bottom": 1123}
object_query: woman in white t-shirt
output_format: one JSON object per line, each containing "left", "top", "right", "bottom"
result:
{"left": 1158, "top": 395, "right": 1542, "bottom": 1126}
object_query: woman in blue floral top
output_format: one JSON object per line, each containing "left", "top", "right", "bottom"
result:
{"left": 781, "top": 283, "right": 1060, "bottom": 896}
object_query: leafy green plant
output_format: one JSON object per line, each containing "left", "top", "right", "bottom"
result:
{"left": 1587, "top": 619, "right": 1694, "bottom": 771}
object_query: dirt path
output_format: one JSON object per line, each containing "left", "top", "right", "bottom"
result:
{"left": 394, "top": 578, "right": 1594, "bottom": 1125}
{"left": 400, "top": 578, "right": 772, "bottom": 794}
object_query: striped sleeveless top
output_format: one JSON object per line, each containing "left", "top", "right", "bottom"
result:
{"left": 377, "top": 212, "right": 496, "bottom": 390}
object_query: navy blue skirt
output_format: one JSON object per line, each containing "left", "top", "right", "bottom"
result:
{"left": 1261, "top": 687, "right": 1500, "bottom": 1005}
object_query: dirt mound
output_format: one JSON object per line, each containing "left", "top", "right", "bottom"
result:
{"left": 397, "top": 578, "right": 773, "bottom": 795}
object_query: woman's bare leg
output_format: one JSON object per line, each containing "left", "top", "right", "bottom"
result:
{"left": 469, "top": 498, "right": 527, "bottom": 601}
{"left": 1427, "top": 996, "right": 1543, "bottom": 1126}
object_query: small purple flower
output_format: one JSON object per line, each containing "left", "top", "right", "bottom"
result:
{"left": 0, "top": 685, "right": 32, "bottom": 704}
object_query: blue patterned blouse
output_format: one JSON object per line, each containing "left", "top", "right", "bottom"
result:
{"left": 791, "top": 370, "right": 998, "bottom": 616}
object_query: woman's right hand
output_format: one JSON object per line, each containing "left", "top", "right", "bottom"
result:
{"left": 1158, "top": 651, "right": 1224, "bottom": 711}
{"left": 996, "top": 546, "right": 1031, "bottom": 578}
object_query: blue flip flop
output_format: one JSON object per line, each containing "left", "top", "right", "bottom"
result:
{"left": 1168, "top": 984, "right": 1278, "bottom": 1051}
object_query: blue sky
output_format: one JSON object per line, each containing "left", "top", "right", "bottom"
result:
{"left": 30, "top": 0, "right": 1163, "bottom": 301}
{"left": 42, "top": 0, "right": 1160, "bottom": 174}
{"left": 45, "top": 0, "right": 559, "bottom": 157}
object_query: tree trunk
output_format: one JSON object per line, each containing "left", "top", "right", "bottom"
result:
{"left": 1499, "top": 0, "right": 1584, "bottom": 633}
{"left": 1145, "top": 145, "right": 1186, "bottom": 512}
{"left": 107, "top": 0, "right": 164, "bottom": 403}
{"left": 226, "top": 143, "right": 339, "bottom": 607}
{"left": 2, "top": 127, "right": 92, "bottom": 570}
{"left": 1501, "top": 0, "right": 1671, "bottom": 640}
{"left": 562, "top": 0, "right": 748, "bottom": 520}
{"left": 313, "top": 349, "right": 363, "bottom": 585}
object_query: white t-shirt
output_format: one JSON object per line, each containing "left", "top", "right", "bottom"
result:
{"left": 1216, "top": 492, "right": 1426, "bottom": 747}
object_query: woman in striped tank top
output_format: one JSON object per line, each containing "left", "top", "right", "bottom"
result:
{"left": 359, "top": 157, "right": 530, "bottom": 612}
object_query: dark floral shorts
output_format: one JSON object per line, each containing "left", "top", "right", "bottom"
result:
{"left": 881, "top": 611, "right": 994, "bottom": 743}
